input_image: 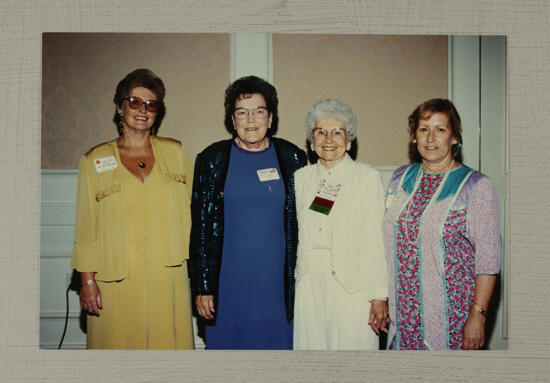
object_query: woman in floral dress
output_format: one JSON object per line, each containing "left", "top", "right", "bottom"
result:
{"left": 382, "top": 98, "right": 501, "bottom": 350}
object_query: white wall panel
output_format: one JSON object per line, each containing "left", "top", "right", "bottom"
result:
{"left": 40, "top": 316, "right": 86, "bottom": 350}
{"left": 40, "top": 203, "right": 75, "bottom": 226}
{"left": 40, "top": 226, "right": 74, "bottom": 254}
{"left": 448, "top": 35, "right": 480, "bottom": 170}
{"left": 230, "top": 33, "right": 273, "bottom": 82}
{"left": 41, "top": 170, "right": 78, "bottom": 202}
{"left": 449, "top": 36, "right": 507, "bottom": 350}
{"left": 40, "top": 170, "right": 81, "bottom": 349}
{"left": 480, "top": 36, "right": 508, "bottom": 349}
{"left": 40, "top": 257, "right": 78, "bottom": 313}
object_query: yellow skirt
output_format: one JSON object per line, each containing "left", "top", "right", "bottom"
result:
{"left": 87, "top": 262, "right": 194, "bottom": 349}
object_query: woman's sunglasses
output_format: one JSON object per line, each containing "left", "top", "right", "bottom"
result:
{"left": 124, "top": 96, "right": 159, "bottom": 113}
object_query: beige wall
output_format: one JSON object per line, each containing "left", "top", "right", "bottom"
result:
{"left": 42, "top": 33, "right": 446, "bottom": 169}
{"left": 42, "top": 33, "right": 230, "bottom": 169}
{"left": 273, "top": 34, "right": 447, "bottom": 166}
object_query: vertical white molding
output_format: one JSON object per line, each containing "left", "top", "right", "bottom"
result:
{"left": 447, "top": 36, "right": 453, "bottom": 103}
{"left": 448, "top": 36, "right": 480, "bottom": 170}
{"left": 480, "top": 36, "right": 508, "bottom": 346}
{"left": 480, "top": 36, "right": 508, "bottom": 177}
{"left": 230, "top": 33, "right": 273, "bottom": 82}
{"left": 449, "top": 36, "right": 508, "bottom": 349}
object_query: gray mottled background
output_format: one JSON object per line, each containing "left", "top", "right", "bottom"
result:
{"left": 1, "top": 0, "right": 549, "bottom": 381}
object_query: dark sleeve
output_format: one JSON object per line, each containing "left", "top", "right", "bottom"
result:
{"left": 286, "top": 146, "right": 306, "bottom": 256}
{"left": 298, "top": 149, "right": 307, "bottom": 168}
{"left": 285, "top": 145, "right": 306, "bottom": 265}
{"left": 286, "top": 171, "right": 299, "bottom": 279}
{"left": 283, "top": 146, "right": 306, "bottom": 321}
{"left": 188, "top": 151, "right": 213, "bottom": 295}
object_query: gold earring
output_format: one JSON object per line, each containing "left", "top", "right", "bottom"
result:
{"left": 118, "top": 113, "right": 125, "bottom": 134}
{"left": 310, "top": 143, "right": 315, "bottom": 151}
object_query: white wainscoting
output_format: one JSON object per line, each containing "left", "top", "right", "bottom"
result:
{"left": 40, "top": 170, "right": 206, "bottom": 349}
{"left": 40, "top": 170, "right": 81, "bottom": 349}
{"left": 377, "top": 166, "right": 399, "bottom": 188}
{"left": 41, "top": 165, "right": 508, "bottom": 350}
{"left": 40, "top": 166, "right": 397, "bottom": 350}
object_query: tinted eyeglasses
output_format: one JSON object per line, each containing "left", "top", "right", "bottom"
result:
{"left": 124, "top": 96, "right": 159, "bottom": 113}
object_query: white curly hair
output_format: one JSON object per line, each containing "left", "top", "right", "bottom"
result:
{"left": 305, "top": 98, "right": 357, "bottom": 141}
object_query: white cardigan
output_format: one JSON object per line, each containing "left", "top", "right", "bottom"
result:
{"left": 294, "top": 154, "right": 388, "bottom": 301}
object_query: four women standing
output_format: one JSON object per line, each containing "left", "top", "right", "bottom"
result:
{"left": 71, "top": 69, "right": 501, "bottom": 350}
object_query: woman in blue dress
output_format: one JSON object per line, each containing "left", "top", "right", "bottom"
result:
{"left": 188, "top": 76, "right": 307, "bottom": 349}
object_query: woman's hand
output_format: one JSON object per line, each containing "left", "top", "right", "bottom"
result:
{"left": 79, "top": 272, "right": 102, "bottom": 316}
{"left": 195, "top": 294, "right": 215, "bottom": 320}
{"left": 368, "top": 299, "right": 389, "bottom": 334}
{"left": 462, "top": 275, "right": 496, "bottom": 349}
{"left": 462, "top": 310, "right": 486, "bottom": 350}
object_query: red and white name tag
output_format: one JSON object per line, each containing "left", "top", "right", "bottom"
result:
{"left": 94, "top": 156, "right": 118, "bottom": 173}
{"left": 309, "top": 179, "right": 341, "bottom": 215}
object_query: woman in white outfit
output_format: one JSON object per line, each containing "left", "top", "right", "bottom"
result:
{"left": 293, "top": 99, "right": 389, "bottom": 350}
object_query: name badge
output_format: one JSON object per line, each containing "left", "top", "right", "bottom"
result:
{"left": 257, "top": 168, "right": 280, "bottom": 182}
{"left": 94, "top": 156, "right": 118, "bottom": 173}
{"left": 309, "top": 179, "right": 341, "bottom": 215}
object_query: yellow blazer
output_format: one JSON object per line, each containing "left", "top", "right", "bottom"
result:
{"left": 70, "top": 136, "right": 193, "bottom": 282}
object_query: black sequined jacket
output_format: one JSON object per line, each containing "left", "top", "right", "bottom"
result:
{"left": 188, "top": 137, "right": 307, "bottom": 322}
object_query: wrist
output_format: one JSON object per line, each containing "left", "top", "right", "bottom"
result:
{"left": 81, "top": 278, "right": 96, "bottom": 287}
{"left": 470, "top": 301, "right": 487, "bottom": 318}
{"left": 80, "top": 272, "right": 95, "bottom": 282}
{"left": 369, "top": 298, "right": 388, "bottom": 302}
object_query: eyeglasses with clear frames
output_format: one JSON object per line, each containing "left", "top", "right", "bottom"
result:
{"left": 233, "top": 107, "right": 269, "bottom": 121}
{"left": 124, "top": 96, "right": 159, "bottom": 113}
{"left": 312, "top": 127, "right": 347, "bottom": 140}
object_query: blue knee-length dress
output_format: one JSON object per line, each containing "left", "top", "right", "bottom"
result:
{"left": 205, "top": 141, "right": 293, "bottom": 349}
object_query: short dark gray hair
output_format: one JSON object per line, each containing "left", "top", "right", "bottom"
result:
{"left": 305, "top": 99, "right": 357, "bottom": 141}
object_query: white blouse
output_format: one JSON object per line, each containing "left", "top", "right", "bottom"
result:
{"left": 294, "top": 154, "right": 388, "bottom": 301}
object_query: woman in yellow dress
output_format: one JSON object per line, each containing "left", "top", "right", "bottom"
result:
{"left": 70, "top": 68, "right": 194, "bottom": 349}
